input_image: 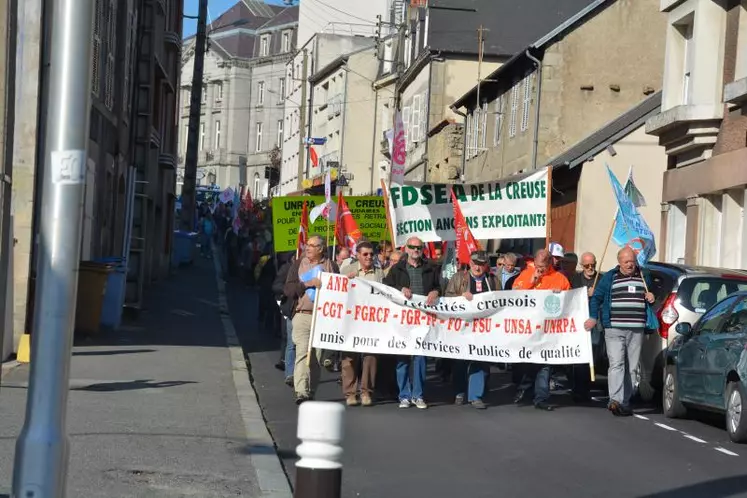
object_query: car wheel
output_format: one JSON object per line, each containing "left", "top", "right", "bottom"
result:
{"left": 663, "top": 365, "right": 687, "bottom": 418}
{"left": 639, "top": 379, "right": 656, "bottom": 403}
{"left": 726, "top": 382, "right": 747, "bottom": 443}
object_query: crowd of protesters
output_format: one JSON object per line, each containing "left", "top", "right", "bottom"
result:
{"left": 264, "top": 234, "right": 656, "bottom": 418}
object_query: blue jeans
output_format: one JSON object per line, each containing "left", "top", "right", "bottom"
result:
{"left": 454, "top": 361, "right": 488, "bottom": 402}
{"left": 518, "top": 364, "right": 550, "bottom": 405}
{"left": 396, "top": 356, "right": 426, "bottom": 401}
{"left": 284, "top": 318, "right": 295, "bottom": 378}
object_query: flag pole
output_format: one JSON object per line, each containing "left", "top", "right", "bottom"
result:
{"left": 380, "top": 179, "right": 396, "bottom": 244}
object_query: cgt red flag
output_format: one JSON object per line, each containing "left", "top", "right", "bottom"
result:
{"left": 335, "top": 192, "right": 363, "bottom": 254}
{"left": 451, "top": 187, "right": 481, "bottom": 265}
{"left": 296, "top": 200, "right": 309, "bottom": 259}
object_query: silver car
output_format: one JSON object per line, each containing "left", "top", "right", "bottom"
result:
{"left": 637, "top": 263, "right": 747, "bottom": 402}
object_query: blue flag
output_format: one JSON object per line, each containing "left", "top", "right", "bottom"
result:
{"left": 606, "top": 164, "right": 656, "bottom": 266}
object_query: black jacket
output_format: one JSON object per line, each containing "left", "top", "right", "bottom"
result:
{"left": 383, "top": 259, "right": 441, "bottom": 295}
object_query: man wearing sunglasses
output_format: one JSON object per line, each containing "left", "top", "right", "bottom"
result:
{"left": 383, "top": 236, "right": 441, "bottom": 409}
{"left": 284, "top": 234, "right": 340, "bottom": 404}
{"left": 339, "top": 241, "right": 385, "bottom": 407}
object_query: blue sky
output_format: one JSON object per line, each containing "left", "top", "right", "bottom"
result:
{"left": 183, "top": 0, "right": 292, "bottom": 37}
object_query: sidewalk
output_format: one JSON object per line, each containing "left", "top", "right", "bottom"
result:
{"left": 0, "top": 257, "right": 291, "bottom": 497}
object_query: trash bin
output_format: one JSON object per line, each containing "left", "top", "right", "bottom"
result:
{"left": 75, "top": 261, "right": 112, "bottom": 335}
{"left": 94, "top": 257, "right": 127, "bottom": 330}
{"left": 173, "top": 230, "right": 199, "bottom": 266}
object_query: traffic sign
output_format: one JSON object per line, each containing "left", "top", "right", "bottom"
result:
{"left": 306, "top": 137, "right": 327, "bottom": 146}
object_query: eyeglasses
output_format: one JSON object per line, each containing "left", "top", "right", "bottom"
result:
{"left": 359, "top": 252, "right": 374, "bottom": 257}
{"left": 582, "top": 263, "right": 596, "bottom": 269}
{"left": 496, "top": 263, "right": 504, "bottom": 267}
{"left": 407, "top": 245, "right": 423, "bottom": 250}
{"left": 307, "top": 243, "right": 322, "bottom": 248}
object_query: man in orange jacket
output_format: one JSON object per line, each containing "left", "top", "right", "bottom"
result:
{"left": 512, "top": 249, "right": 570, "bottom": 411}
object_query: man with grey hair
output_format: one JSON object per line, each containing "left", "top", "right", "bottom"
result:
{"left": 284, "top": 234, "right": 340, "bottom": 404}
{"left": 499, "top": 252, "right": 520, "bottom": 289}
{"left": 384, "top": 236, "right": 441, "bottom": 409}
{"left": 586, "top": 246, "right": 655, "bottom": 416}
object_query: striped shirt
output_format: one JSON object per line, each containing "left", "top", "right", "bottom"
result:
{"left": 609, "top": 272, "right": 647, "bottom": 329}
{"left": 406, "top": 263, "right": 425, "bottom": 295}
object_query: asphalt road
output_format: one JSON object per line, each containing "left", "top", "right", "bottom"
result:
{"left": 228, "top": 277, "right": 747, "bottom": 498}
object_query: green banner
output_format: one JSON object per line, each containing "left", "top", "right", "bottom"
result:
{"left": 271, "top": 196, "right": 390, "bottom": 252}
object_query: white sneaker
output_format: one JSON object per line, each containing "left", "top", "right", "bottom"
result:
{"left": 413, "top": 398, "right": 428, "bottom": 409}
{"left": 398, "top": 398, "right": 411, "bottom": 408}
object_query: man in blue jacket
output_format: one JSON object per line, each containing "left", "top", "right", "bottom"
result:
{"left": 585, "top": 247, "right": 656, "bottom": 417}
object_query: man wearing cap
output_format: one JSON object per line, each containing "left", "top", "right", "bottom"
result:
{"left": 445, "top": 250, "right": 499, "bottom": 409}
{"left": 548, "top": 242, "right": 565, "bottom": 271}
{"left": 512, "top": 249, "right": 571, "bottom": 411}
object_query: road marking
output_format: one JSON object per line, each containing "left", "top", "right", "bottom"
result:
{"left": 654, "top": 423, "right": 678, "bottom": 431}
{"left": 682, "top": 434, "right": 707, "bottom": 443}
{"left": 715, "top": 447, "right": 739, "bottom": 457}
{"left": 633, "top": 414, "right": 649, "bottom": 420}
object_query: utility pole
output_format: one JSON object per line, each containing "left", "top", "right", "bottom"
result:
{"left": 296, "top": 49, "right": 308, "bottom": 191}
{"left": 12, "top": 0, "right": 95, "bottom": 496}
{"left": 180, "top": 0, "right": 209, "bottom": 231}
{"left": 476, "top": 25, "right": 486, "bottom": 117}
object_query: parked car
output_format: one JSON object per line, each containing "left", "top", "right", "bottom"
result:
{"left": 663, "top": 291, "right": 747, "bottom": 442}
{"left": 638, "top": 263, "right": 747, "bottom": 401}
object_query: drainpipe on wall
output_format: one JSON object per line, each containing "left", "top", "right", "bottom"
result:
{"left": 369, "top": 85, "right": 379, "bottom": 194}
{"left": 525, "top": 49, "right": 542, "bottom": 170}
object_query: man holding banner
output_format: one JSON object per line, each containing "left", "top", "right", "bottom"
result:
{"left": 340, "top": 241, "right": 385, "bottom": 407}
{"left": 383, "top": 236, "right": 441, "bottom": 410}
{"left": 444, "top": 250, "right": 498, "bottom": 409}
{"left": 283, "top": 235, "right": 340, "bottom": 404}
{"left": 512, "top": 249, "right": 571, "bottom": 411}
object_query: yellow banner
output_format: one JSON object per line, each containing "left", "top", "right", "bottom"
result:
{"left": 271, "top": 196, "right": 390, "bottom": 253}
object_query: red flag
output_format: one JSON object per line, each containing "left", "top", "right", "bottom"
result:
{"left": 296, "top": 201, "right": 309, "bottom": 259}
{"left": 243, "top": 188, "right": 254, "bottom": 212}
{"left": 335, "top": 192, "right": 363, "bottom": 254}
{"left": 451, "top": 188, "right": 480, "bottom": 265}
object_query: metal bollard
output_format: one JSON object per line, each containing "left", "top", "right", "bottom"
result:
{"left": 294, "top": 401, "right": 345, "bottom": 498}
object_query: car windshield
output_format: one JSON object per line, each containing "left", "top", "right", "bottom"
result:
{"left": 676, "top": 276, "right": 747, "bottom": 313}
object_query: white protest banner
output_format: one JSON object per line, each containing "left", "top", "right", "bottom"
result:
{"left": 390, "top": 111, "right": 406, "bottom": 185}
{"left": 388, "top": 169, "right": 549, "bottom": 246}
{"left": 311, "top": 273, "right": 592, "bottom": 365}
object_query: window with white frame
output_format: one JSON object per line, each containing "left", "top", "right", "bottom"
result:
{"left": 520, "top": 74, "right": 532, "bottom": 132}
{"left": 277, "top": 119, "right": 284, "bottom": 146}
{"left": 199, "top": 122, "right": 205, "bottom": 151}
{"left": 260, "top": 35, "right": 270, "bottom": 57}
{"left": 214, "top": 120, "right": 221, "bottom": 149}
{"left": 480, "top": 101, "right": 488, "bottom": 149}
{"left": 509, "top": 82, "right": 520, "bottom": 138}
{"left": 258, "top": 81, "right": 265, "bottom": 105}
{"left": 471, "top": 107, "right": 479, "bottom": 155}
{"left": 465, "top": 113, "right": 473, "bottom": 157}
{"left": 493, "top": 95, "right": 504, "bottom": 146}
{"left": 279, "top": 78, "right": 286, "bottom": 101}
{"left": 679, "top": 21, "right": 695, "bottom": 105}
{"left": 402, "top": 106, "right": 411, "bottom": 145}
{"left": 282, "top": 31, "right": 292, "bottom": 52}
{"left": 201, "top": 85, "right": 207, "bottom": 104}
{"left": 254, "top": 172, "right": 261, "bottom": 200}
{"left": 256, "top": 122, "right": 263, "bottom": 152}
{"left": 411, "top": 95, "right": 421, "bottom": 143}
{"left": 215, "top": 81, "right": 223, "bottom": 103}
